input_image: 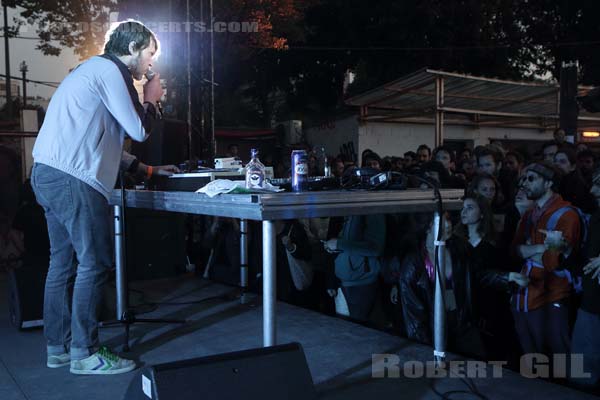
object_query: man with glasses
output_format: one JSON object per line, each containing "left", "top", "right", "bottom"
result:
{"left": 511, "top": 161, "right": 580, "bottom": 359}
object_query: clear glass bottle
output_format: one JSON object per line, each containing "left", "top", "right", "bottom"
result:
{"left": 245, "top": 148, "right": 265, "bottom": 189}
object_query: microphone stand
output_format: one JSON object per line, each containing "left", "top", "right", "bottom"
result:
{"left": 100, "top": 170, "right": 186, "bottom": 352}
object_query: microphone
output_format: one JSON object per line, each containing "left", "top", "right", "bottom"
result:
{"left": 144, "top": 69, "right": 163, "bottom": 117}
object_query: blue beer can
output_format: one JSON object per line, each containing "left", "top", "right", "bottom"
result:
{"left": 291, "top": 150, "right": 308, "bottom": 192}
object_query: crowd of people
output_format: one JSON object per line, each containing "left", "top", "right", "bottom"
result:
{"left": 273, "top": 136, "right": 600, "bottom": 391}
{"left": 4, "top": 16, "right": 597, "bottom": 392}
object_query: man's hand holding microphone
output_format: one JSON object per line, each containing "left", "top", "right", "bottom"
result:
{"left": 143, "top": 69, "right": 164, "bottom": 118}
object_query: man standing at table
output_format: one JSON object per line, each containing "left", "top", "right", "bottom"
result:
{"left": 30, "top": 20, "right": 169, "bottom": 375}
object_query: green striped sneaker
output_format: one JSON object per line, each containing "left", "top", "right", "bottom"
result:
{"left": 70, "top": 346, "right": 136, "bottom": 375}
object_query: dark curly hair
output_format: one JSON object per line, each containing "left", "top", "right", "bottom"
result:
{"left": 454, "top": 194, "right": 495, "bottom": 243}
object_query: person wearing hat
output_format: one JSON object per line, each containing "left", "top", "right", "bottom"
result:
{"left": 511, "top": 161, "right": 580, "bottom": 357}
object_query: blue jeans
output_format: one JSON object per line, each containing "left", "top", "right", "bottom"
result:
{"left": 571, "top": 309, "right": 600, "bottom": 387}
{"left": 31, "top": 163, "right": 112, "bottom": 361}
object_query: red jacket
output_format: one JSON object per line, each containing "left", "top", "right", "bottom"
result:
{"left": 511, "top": 194, "right": 580, "bottom": 311}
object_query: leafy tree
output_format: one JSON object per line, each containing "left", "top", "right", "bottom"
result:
{"left": 3, "top": 0, "right": 116, "bottom": 58}
{"left": 514, "top": 0, "right": 600, "bottom": 84}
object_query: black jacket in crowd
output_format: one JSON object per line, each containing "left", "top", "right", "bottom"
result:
{"left": 398, "top": 237, "right": 510, "bottom": 345}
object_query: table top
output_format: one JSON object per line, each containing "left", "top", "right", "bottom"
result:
{"left": 109, "top": 188, "right": 464, "bottom": 220}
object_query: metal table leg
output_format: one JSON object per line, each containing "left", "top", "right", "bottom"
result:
{"left": 114, "top": 205, "right": 127, "bottom": 319}
{"left": 262, "top": 220, "right": 276, "bottom": 347}
{"left": 433, "top": 211, "right": 447, "bottom": 366}
{"left": 240, "top": 219, "right": 249, "bottom": 304}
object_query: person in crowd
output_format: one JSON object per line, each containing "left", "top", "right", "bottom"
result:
{"left": 390, "top": 157, "right": 404, "bottom": 172}
{"left": 476, "top": 146, "right": 502, "bottom": 179}
{"left": 460, "top": 147, "right": 473, "bottom": 162}
{"left": 542, "top": 140, "right": 560, "bottom": 163}
{"left": 504, "top": 181, "right": 536, "bottom": 252}
{"left": 277, "top": 218, "right": 334, "bottom": 311}
{"left": 417, "top": 144, "right": 431, "bottom": 163}
{"left": 577, "top": 149, "right": 596, "bottom": 186}
{"left": 477, "top": 146, "right": 516, "bottom": 204}
{"left": 455, "top": 194, "right": 528, "bottom": 362}
{"left": 433, "top": 145, "right": 455, "bottom": 173}
{"left": 403, "top": 151, "right": 417, "bottom": 168}
{"left": 504, "top": 151, "right": 524, "bottom": 176}
{"left": 467, "top": 173, "right": 500, "bottom": 205}
{"left": 226, "top": 143, "right": 240, "bottom": 159}
{"left": 433, "top": 145, "right": 465, "bottom": 187}
{"left": 511, "top": 161, "right": 580, "bottom": 356}
{"left": 361, "top": 148, "right": 375, "bottom": 167}
{"left": 363, "top": 152, "right": 382, "bottom": 170}
{"left": 323, "top": 213, "right": 386, "bottom": 322}
{"left": 456, "top": 158, "right": 477, "bottom": 184}
{"left": 489, "top": 141, "right": 508, "bottom": 159}
{"left": 553, "top": 128, "right": 566, "bottom": 145}
{"left": 572, "top": 168, "right": 600, "bottom": 389}
{"left": 554, "top": 147, "right": 596, "bottom": 214}
{"left": 30, "top": 20, "right": 169, "bottom": 375}
{"left": 393, "top": 212, "right": 485, "bottom": 355}
{"left": 414, "top": 160, "right": 457, "bottom": 189}
{"left": 331, "top": 157, "right": 346, "bottom": 178}
{"left": 577, "top": 143, "right": 590, "bottom": 154}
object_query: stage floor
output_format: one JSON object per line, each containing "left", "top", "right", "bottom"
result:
{"left": 0, "top": 273, "right": 596, "bottom": 400}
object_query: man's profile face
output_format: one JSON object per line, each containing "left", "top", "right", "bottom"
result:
{"left": 522, "top": 172, "right": 548, "bottom": 200}
{"left": 131, "top": 40, "right": 157, "bottom": 80}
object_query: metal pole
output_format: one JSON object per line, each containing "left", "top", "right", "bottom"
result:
{"left": 262, "top": 220, "right": 276, "bottom": 346}
{"left": 186, "top": 0, "right": 193, "bottom": 160}
{"left": 3, "top": 4, "right": 13, "bottom": 120}
{"left": 113, "top": 205, "right": 128, "bottom": 319}
{"left": 240, "top": 219, "right": 249, "bottom": 304}
{"left": 433, "top": 211, "right": 447, "bottom": 366}
{"left": 20, "top": 61, "right": 27, "bottom": 107}
{"left": 209, "top": 0, "right": 216, "bottom": 162}
{"left": 199, "top": 0, "right": 205, "bottom": 153}
{"left": 435, "top": 77, "right": 444, "bottom": 147}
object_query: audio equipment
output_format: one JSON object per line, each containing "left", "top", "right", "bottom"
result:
{"left": 122, "top": 342, "right": 317, "bottom": 400}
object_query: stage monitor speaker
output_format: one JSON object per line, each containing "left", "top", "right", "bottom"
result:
{"left": 7, "top": 265, "right": 47, "bottom": 329}
{"left": 123, "top": 342, "right": 317, "bottom": 400}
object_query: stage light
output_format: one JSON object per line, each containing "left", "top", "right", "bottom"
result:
{"left": 582, "top": 131, "right": 600, "bottom": 138}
